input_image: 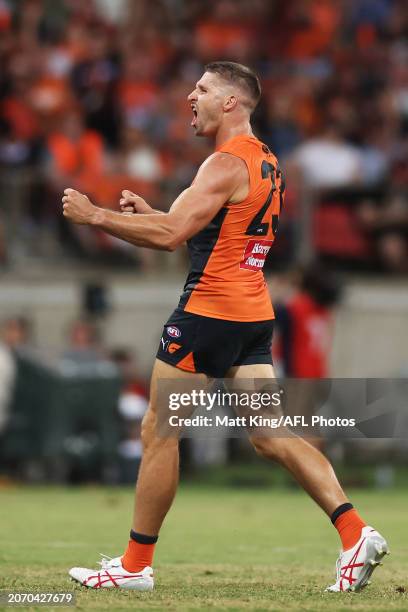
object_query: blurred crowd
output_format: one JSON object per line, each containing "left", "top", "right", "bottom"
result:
{"left": 0, "top": 0, "right": 407, "bottom": 272}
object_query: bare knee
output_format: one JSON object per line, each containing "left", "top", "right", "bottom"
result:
{"left": 250, "top": 435, "right": 289, "bottom": 463}
{"left": 141, "top": 409, "right": 178, "bottom": 453}
{"left": 140, "top": 416, "right": 155, "bottom": 450}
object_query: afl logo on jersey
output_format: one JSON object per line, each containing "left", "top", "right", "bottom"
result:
{"left": 167, "top": 326, "right": 181, "bottom": 338}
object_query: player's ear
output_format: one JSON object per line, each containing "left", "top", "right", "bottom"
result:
{"left": 224, "top": 95, "right": 237, "bottom": 112}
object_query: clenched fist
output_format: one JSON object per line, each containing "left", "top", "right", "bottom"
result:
{"left": 119, "top": 190, "right": 154, "bottom": 215}
{"left": 62, "top": 189, "right": 96, "bottom": 224}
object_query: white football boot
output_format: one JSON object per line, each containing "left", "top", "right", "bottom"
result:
{"left": 69, "top": 554, "right": 154, "bottom": 591}
{"left": 326, "top": 526, "right": 389, "bottom": 592}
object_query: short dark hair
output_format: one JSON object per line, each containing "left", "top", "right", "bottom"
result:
{"left": 204, "top": 61, "right": 261, "bottom": 113}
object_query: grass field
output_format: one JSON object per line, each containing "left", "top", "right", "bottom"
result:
{"left": 0, "top": 484, "right": 407, "bottom": 611}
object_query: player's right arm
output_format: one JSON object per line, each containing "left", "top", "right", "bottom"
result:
{"left": 62, "top": 152, "right": 248, "bottom": 251}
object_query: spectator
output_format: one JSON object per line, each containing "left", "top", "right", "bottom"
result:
{"left": 0, "top": 321, "right": 17, "bottom": 433}
{"left": 110, "top": 348, "right": 148, "bottom": 419}
{"left": 1, "top": 316, "right": 34, "bottom": 356}
{"left": 273, "top": 264, "right": 341, "bottom": 378}
{"left": 61, "top": 319, "right": 103, "bottom": 364}
{"left": 0, "top": 315, "right": 38, "bottom": 434}
{"left": 120, "top": 127, "right": 164, "bottom": 183}
{"left": 357, "top": 195, "right": 408, "bottom": 274}
{"left": 272, "top": 264, "right": 342, "bottom": 450}
{"left": 291, "top": 124, "right": 362, "bottom": 189}
{"left": 46, "top": 110, "right": 142, "bottom": 264}
{"left": 70, "top": 23, "right": 120, "bottom": 147}
{"left": 110, "top": 348, "right": 148, "bottom": 483}
{"left": 46, "top": 110, "right": 104, "bottom": 194}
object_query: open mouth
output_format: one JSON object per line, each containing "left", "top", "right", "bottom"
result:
{"left": 191, "top": 105, "right": 198, "bottom": 127}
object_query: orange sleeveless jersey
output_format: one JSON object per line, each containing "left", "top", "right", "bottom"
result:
{"left": 178, "top": 134, "right": 285, "bottom": 322}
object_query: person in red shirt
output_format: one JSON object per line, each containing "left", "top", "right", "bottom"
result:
{"left": 274, "top": 264, "right": 341, "bottom": 378}
{"left": 272, "top": 264, "right": 341, "bottom": 451}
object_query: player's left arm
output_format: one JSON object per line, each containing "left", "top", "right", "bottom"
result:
{"left": 61, "top": 153, "right": 247, "bottom": 251}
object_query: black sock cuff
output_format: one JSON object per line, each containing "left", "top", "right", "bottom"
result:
{"left": 331, "top": 502, "right": 354, "bottom": 524}
{"left": 130, "top": 530, "right": 158, "bottom": 544}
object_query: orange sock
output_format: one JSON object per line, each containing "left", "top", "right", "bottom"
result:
{"left": 122, "top": 538, "right": 156, "bottom": 573}
{"left": 334, "top": 509, "right": 366, "bottom": 551}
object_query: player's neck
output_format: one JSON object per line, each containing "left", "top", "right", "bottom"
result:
{"left": 215, "top": 120, "right": 254, "bottom": 149}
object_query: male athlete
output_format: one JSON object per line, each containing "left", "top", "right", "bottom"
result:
{"left": 63, "top": 62, "right": 388, "bottom": 593}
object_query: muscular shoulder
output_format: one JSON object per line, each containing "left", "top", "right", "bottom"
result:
{"left": 194, "top": 152, "right": 249, "bottom": 203}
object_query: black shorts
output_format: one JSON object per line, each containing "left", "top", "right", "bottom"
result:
{"left": 157, "top": 307, "right": 273, "bottom": 378}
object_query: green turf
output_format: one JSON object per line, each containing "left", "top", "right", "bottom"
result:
{"left": 0, "top": 485, "right": 407, "bottom": 611}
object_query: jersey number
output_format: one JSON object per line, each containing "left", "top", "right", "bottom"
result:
{"left": 245, "top": 160, "right": 284, "bottom": 237}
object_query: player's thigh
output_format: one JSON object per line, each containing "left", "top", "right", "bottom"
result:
{"left": 227, "top": 362, "right": 276, "bottom": 383}
{"left": 226, "top": 363, "right": 280, "bottom": 409}
{"left": 142, "top": 358, "right": 206, "bottom": 443}
{"left": 227, "top": 363, "right": 284, "bottom": 445}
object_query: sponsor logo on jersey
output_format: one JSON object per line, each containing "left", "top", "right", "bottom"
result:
{"left": 239, "top": 239, "right": 273, "bottom": 271}
{"left": 167, "top": 326, "right": 181, "bottom": 338}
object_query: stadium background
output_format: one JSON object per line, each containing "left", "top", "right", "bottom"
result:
{"left": 0, "top": 1, "right": 407, "bottom": 608}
